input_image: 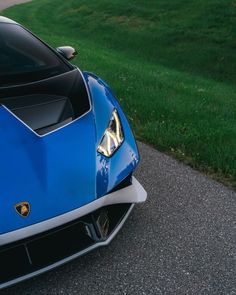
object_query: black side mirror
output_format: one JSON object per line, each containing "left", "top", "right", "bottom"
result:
{"left": 56, "top": 46, "right": 78, "bottom": 60}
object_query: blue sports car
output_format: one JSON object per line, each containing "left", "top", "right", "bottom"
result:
{"left": 0, "top": 16, "right": 147, "bottom": 288}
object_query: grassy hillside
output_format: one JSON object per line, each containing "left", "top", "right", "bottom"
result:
{"left": 3, "top": 0, "right": 236, "bottom": 188}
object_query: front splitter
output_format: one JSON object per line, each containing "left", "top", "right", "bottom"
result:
{"left": 0, "top": 203, "right": 134, "bottom": 289}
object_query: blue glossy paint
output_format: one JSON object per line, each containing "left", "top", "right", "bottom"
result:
{"left": 0, "top": 106, "right": 97, "bottom": 234}
{"left": 84, "top": 72, "right": 139, "bottom": 197}
{"left": 0, "top": 72, "right": 139, "bottom": 234}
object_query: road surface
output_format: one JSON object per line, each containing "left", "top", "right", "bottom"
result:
{"left": 0, "top": 0, "right": 30, "bottom": 10}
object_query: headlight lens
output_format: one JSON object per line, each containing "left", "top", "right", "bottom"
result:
{"left": 97, "top": 109, "right": 124, "bottom": 157}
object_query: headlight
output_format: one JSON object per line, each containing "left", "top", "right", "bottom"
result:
{"left": 97, "top": 109, "right": 124, "bottom": 157}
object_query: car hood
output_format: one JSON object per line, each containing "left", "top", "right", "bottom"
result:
{"left": 0, "top": 72, "right": 96, "bottom": 235}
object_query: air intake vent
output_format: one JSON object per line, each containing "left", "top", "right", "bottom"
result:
{"left": 0, "top": 204, "right": 132, "bottom": 287}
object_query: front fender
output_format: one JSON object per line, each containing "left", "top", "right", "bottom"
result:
{"left": 83, "top": 72, "right": 140, "bottom": 197}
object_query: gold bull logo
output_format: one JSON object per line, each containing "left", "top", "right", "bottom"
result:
{"left": 15, "top": 202, "right": 30, "bottom": 218}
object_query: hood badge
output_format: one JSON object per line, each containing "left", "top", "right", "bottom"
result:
{"left": 15, "top": 202, "right": 30, "bottom": 218}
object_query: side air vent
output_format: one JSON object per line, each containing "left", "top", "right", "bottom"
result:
{"left": 109, "top": 173, "right": 133, "bottom": 194}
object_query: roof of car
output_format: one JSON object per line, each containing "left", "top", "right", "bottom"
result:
{"left": 0, "top": 16, "right": 17, "bottom": 24}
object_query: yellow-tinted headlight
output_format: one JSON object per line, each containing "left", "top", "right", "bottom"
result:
{"left": 97, "top": 109, "right": 124, "bottom": 157}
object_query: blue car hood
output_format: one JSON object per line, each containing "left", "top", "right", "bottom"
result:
{"left": 0, "top": 106, "right": 96, "bottom": 234}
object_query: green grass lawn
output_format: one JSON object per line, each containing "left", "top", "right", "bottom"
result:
{"left": 3, "top": 0, "right": 236, "bottom": 188}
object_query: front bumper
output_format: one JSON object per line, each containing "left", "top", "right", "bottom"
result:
{"left": 0, "top": 177, "right": 146, "bottom": 289}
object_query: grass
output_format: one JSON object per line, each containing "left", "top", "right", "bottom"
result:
{"left": 3, "top": 0, "right": 236, "bottom": 188}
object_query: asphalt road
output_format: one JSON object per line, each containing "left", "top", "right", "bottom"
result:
{"left": 1, "top": 1, "right": 236, "bottom": 294}
{"left": 0, "top": 0, "right": 31, "bottom": 10}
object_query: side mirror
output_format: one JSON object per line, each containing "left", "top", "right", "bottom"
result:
{"left": 56, "top": 46, "right": 78, "bottom": 60}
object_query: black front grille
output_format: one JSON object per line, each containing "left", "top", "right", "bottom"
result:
{"left": 0, "top": 203, "right": 132, "bottom": 287}
{"left": 27, "top": 221, "right": 93, "bottom": 267}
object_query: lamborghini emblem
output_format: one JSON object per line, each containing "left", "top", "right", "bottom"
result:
{"left": 15, "top": 202, "right": 30, "bottom": 218}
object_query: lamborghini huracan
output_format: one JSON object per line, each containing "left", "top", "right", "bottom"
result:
{"left": 0, "top": 16, "right": 147, "bottom": 288}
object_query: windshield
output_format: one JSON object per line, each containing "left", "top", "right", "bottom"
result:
{"left": 0, "top": 23, "right": 71, "bottom": 86}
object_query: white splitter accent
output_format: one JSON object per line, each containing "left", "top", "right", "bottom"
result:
{"left": 0, "top": 177, "right": 147, "bottom": 246}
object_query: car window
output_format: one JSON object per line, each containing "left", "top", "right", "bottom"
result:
{"left": 0, "top": 23, "right": 71, "bottom": 86}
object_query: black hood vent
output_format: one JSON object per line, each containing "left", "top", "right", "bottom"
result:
{"left": 2, "top": 94, "right": 74, "bottom": 135}
{"left": 0, "top": 69, "right": 90, "bottom": 135}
